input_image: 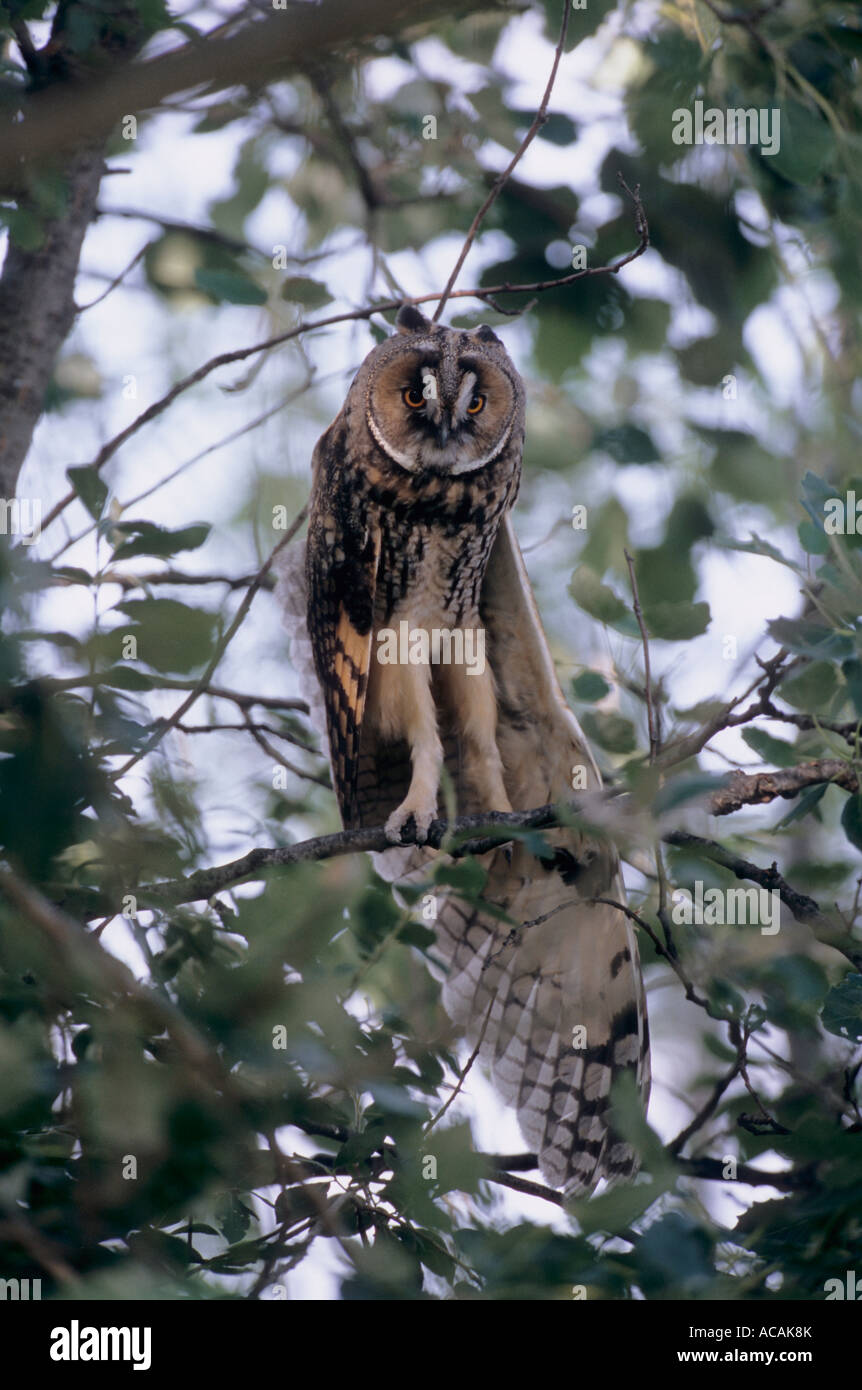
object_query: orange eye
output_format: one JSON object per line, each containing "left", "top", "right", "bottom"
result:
{"left": 467, "top": 393, "right": 485, "bottom": 414}
{"left": 403, "top": 387, "right": 425, "bottom": 409}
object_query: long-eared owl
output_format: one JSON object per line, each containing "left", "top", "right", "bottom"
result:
{"left": 282, "top": 304, "right": 650, "bottom": 1193}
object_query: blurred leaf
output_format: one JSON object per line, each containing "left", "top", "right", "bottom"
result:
{"left": 569, "top": 565, "right": 629, "bottom": 624}
{"left": 580, "top": 710, "right": 637, "bottom": 753}
{"left": 571, "top": 670, "right": 611, "bottom": 702}
{"left": 67, "top": 467, "right": 108, "bottom": 521}
{"left": 111, "top": 598, "right": 219, "bottom": 674}
{"left": 778, "top": 661, "right": 839, "bottom": 712}
{"left": 840, "top": 792, "right": 862, "bottom": 852}
{"left": 592, "top": 424, "right": 659, "bottom": 464}
{"left": 767, "top": 616, "right": 853, "bottom": 662}
{"left": 194, "top": 267, "right": 267, "bottom": 306}
{"left": 112, "top": 522, "right": 211, "bottom": 562}
{"left": 769, "top": 102, "right": 835, "bottom": 184}
{"left": 821, "top": 974, "right": 862, "bottom": 1041}
{"left": 281, "top": 277, "right": 334, "bottom": 310}
{"left": 644, "top": 600, "right": 710, "bottom": 641}
{"left": 741, "top": 727, "right": 799, "bottom": 767}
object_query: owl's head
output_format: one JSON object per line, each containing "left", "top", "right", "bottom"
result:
{"left": 361, "top": 305, "right": 525, "bottom": 476}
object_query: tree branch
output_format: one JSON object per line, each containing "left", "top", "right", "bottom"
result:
{"left": 113, "top": 776, "right": 851, "bottom": 943}
{"left": 664, "top": 829, "right": 862, "bottom": 970}
{"left": 624, "top": 547, "right": 659, "bottom": 761}
{"left": 0, "top": 5, "right": 151, "bottom": 496}
{"left": 709, "top": 758, "right": 857, "bottom": 814}
{"left": 0, "top": 0, "right": 484, "bottom": 183}
{"left": 432, "top": 0, "right": 571, "bottom": 321}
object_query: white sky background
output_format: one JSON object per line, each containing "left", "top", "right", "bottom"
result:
{"left": 5, "top": 0, "right": 834, "bottom": 1297}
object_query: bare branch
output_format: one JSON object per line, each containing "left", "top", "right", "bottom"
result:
{"left": 486, "top": 1170, "right": 567, "bottom": 1207}
{"left": 432, "top": 0, "right": 571, "bottom": 322}
{"left": 76, "top": 243, "right": 148, "bottom": 312}
{"left": 41, "top": 225, "right": 651, "bottom": 534}
{"left": 0, "top": 0, "right": 481, "bottom": 182}
{"left": 240, "top": 707, "right": 330, "bottom": 787}
{"left": 113, "top": 509, "right": 308, "bottom": 777}
{"left": 675, "top": 1155, "right": 812, "bottom": 1191}
{"left": 710, "top": 758, "right": 857, "bottom": 814}
{"left": 624, "top": 547, "right": 659, "bottom": 761}
{"left": 425, "top": 997, "right": 495, "bottom": 1135}
{"left": 667, "top": 1049, "right": 745, "bottom": 1157}
{"left": 664, "top": 829, "right": 862, "bottom": 971}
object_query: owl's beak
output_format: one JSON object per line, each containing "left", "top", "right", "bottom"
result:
{"left": 436, "top": 421, "right": 450, "bottom": 447}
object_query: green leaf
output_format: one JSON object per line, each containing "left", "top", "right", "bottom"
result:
{"left": 653, "top": 773, "right": 729, "bottom": 814}
{"left": 644, "top": 600, "right": 710, "bottom": 641}
{"left": 0, "top": 207, "right": 44, "bottom": 251}
{"left": 538, "top": 112, "right": 578, "bottom": 146}
{"left": 111, "top": 521, "right": 211, "bottom": 562}
{"left": 728, "top": 532, "right": 801, "bottom": 569}
{"left": 773, "top": 782, "right": 827, "bottom": 829}
{"left": 840, "top": 792, "right": 862, "bottom": 852}
{"left": 798, "top": 520, "right": 829, "bottom": 556}
{"left": 281, "top": 277, "right": 334, "bottom": 310}
{"left": 67, "top": 466, "right": 108, "bottom": 521}
{"left": 194, "top": 267, "right": 267, "bottom": 306}
{"left": 842, "top": 660, "right": 862, "bottom": 719}
{"left": 769, "top": 102, "right": 835, "bottom": 184}
{"left": 580, "top": 710, "right": 637, "bottom": 754}
{"left": 569, "top": 565, "right": 629, "bottom": 624}
{"left": 574, "top": 1178, "right": 664, "bottom": 1238}
{"left": 741, "top": 727, "right": 800, "bottom": 768}
{"left": 571, "top": 670, "right": 610, "bottom": 702}
{"left": 100, "top": 666, "right": 155, "bottom": 691}
{"left": 767, "top": 617, "right": 853, "bottom": 662}
{"left": 636, "top": 1211, "right": 715, "bottom": 1294}
{"left": 53, "top": 566, "right": 93, "bottom": 586}
{"left": 592, "top": 424, "right": 659, "bottom": 464}
{"left": 799, "top": 471, "right": 835, "bottom": 528}
{"left": 420, "top": 1120, "right": 486, "bottom": 1196}
{"left": 112, "top": 598, "right": 219, "bottom": 674}
{"left": 778, "top": 661, "right": 839, "bottom": 713}
{"left": 821, "top": 975, "right": 862, "bottom": 1041}
{"left": 434, "top": 858, "right": 487, "bottom": 897}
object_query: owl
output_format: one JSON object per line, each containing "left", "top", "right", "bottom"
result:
{"left": 283, "top": 304, "right": 650, "bottom": 1193}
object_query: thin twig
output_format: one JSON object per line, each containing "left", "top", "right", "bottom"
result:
{"left": 241, "top": 707, "right": 330, "bottom": 787}
{"left": 40, "top": 214, "right": 650, "bottom": 535}
{"left": 668, "top": 1035, "right": 746, "bottom": 1157}
{"left": 113, "top": 508, "right": 307, "bottom": 777}
{"left": 431, "top": 0, "right": 571, "bottom": 322}
{"left": 76, "top": 243, "right": 148, "bottom": 311}
{"left": 624, "top": 547, "right": 659, "bottom": 761}
{"left": 424, "top": 996, "right": 495, "bottom": 1135}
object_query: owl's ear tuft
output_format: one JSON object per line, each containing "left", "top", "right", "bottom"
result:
{"left": 473, "top": 323, "right": 502, "bottom": 345}
{"left": 396, "top": 304, "right": 432, "bottom": 335}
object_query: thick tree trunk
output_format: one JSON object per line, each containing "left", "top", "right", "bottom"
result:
{"left": 0, "top": 141, "right": 105, "bottom": 498}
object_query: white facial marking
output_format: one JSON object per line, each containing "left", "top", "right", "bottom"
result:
{"left": 449, "top": 418, "right": 514, "bottom": 474}
{"left": 454, "top": 371, "right": 478, "bottom": 423}
{"left": 367, "top": 408, "right": 418, "bottom": 471}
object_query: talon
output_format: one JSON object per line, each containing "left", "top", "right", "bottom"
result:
{"left": 385, "top": 802, "right": 435, "bottom": 845}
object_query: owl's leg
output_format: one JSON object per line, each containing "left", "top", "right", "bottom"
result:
{"left": 374, "top": 659, "right": 443, "bottom": 844}
{"left": 444, "top": 659, "right": 512, "bottom": 814}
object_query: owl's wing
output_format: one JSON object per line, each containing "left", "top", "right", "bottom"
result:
{"left": 303, "top": 427, "right": 382, "bottom": 827}
{"left": 280, "top": 511, "right": 650, "bottom": 1193}
{"left": 444, "top": 514, "right": 650, "bottom": 1190}
{"left": 369, "top": 515, "right": 650, "bottom": 1193}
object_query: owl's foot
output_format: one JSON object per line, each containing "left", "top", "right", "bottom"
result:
{"left": 385, "top": 800, "right": 437, "bottom": 845}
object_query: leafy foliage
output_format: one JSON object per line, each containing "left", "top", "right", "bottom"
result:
{"left": 1, "top": 0, "right": 862, "bottom": 1301}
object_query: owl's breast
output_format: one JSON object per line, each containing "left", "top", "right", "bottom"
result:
{"left": 368, "top": 457, "right": 514, "bottom": 628}
{"left": 375, "top": 511, "right": 501, "bottom": 631}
